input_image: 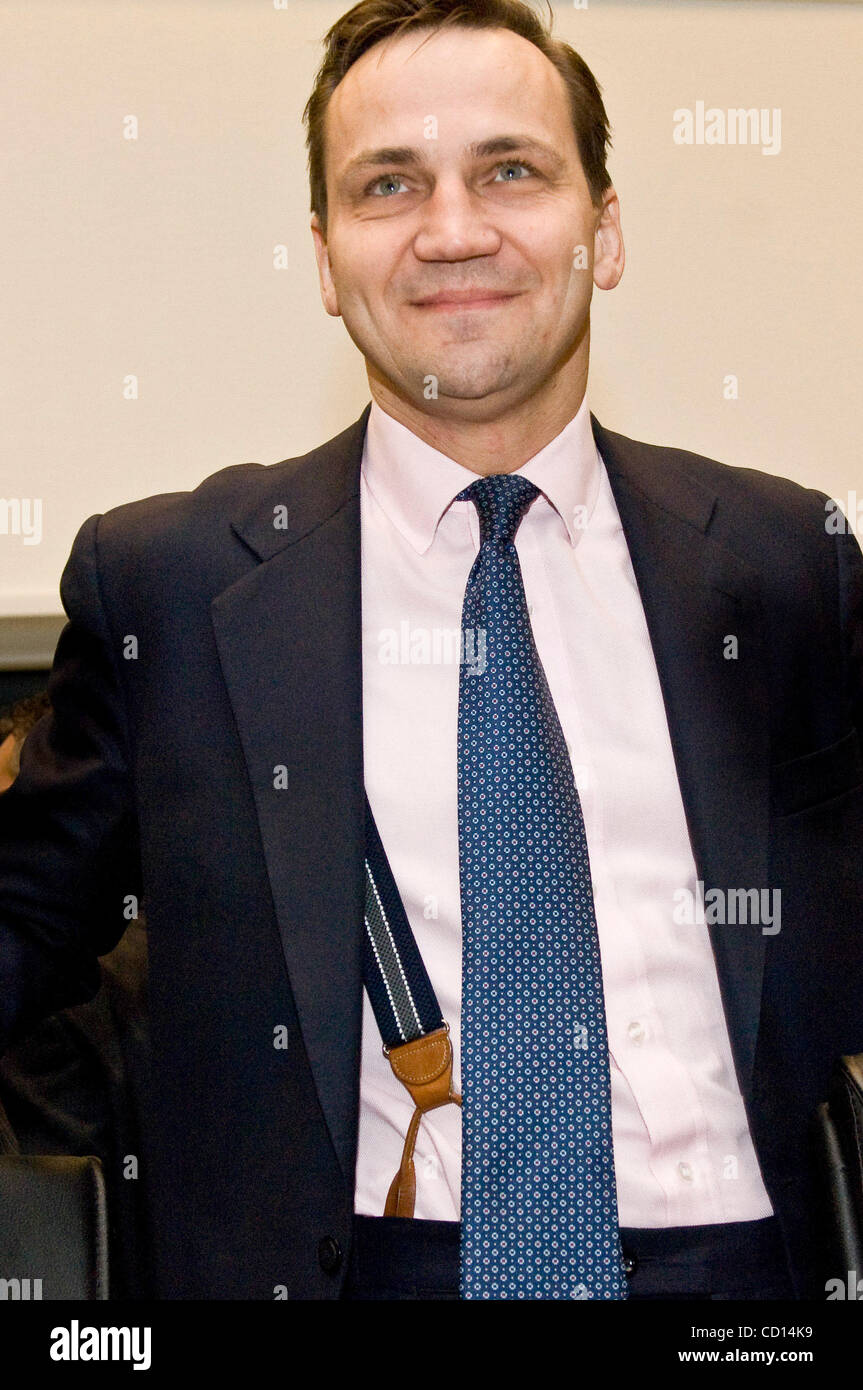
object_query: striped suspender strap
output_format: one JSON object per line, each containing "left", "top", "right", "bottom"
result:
{"left": 362, "top": 792, "right": 461, "bottom": 1217}
{"left": 363, "top": 791, "right": 443, "bottom": 1048}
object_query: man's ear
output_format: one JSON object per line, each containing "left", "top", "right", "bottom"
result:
{"left": 593, "top": 187, "right": 624, "bottom": 292}
{"left": 311, "top": 213, "right": 341, "bottom": 317}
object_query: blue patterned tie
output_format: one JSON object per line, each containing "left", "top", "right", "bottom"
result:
{"left": 456, "top": 473, "right": 628, "bottom": 1300}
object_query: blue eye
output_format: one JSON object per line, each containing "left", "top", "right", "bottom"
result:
{"left": 368, "top": 174, "right": 406, "bottom": 197}
{"left": 363, "top": 159, "right": 541, "bottom": 199}
{"left": 493, "top": 160, "right": 539, "bottom": 182}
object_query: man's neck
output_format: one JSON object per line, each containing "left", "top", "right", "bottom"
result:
{"left": 367, "top": 362, "right": 589, "bottom": 477}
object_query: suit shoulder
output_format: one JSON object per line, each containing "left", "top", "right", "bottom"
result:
{"left": 682, "top": 448, "right": 830, "bottom": 520}
{"left": 90, "top": 409, "right": 367, "bottom": 556}
{"left": 84, "top": 410, "right": 369, "bottom": 588}
{"left": 600, "top": 425, "right": 834, "bottom": 537}
{"left": 63, "top": 460, "right": 293, "bottom": 612}
{"left": 93, "top": 461, "right": 270, "bottom": 543}
{"left": 86, "top": 454, "right": 311, "bottom": 572}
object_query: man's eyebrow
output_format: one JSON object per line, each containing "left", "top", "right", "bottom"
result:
{"left": 338, "top": 134, "right": 567, "bottom": 187}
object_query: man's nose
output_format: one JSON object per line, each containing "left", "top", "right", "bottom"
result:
{"left": 412, "top": 177, "right": 502, "bottom": 261}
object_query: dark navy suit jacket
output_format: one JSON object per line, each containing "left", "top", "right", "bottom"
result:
{"left": 1, "top": 403, "right": 862, "bottom": 1298}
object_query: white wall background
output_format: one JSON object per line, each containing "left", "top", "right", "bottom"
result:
{"left": 1, "top": 0, "right": 861, "bottom": 646}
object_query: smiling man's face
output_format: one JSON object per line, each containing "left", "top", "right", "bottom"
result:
{"left": 311, "top": 24, "right": 623, "bottom": 427}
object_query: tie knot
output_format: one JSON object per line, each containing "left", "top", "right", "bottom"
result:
{"left": 456, "top": 473, "right": 539, "bottom": 547}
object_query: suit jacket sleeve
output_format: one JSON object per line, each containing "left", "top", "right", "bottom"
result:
{"left": 0, "top": 514, "right": 142, "bottom": 1055}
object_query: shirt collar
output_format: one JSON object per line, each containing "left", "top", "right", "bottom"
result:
{"left": 361, "top": 393, "right": 601, "bottom": 556}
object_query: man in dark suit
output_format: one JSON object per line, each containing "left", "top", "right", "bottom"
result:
{"left": 1, "top": 0, "right": 861, "bottom": 1300}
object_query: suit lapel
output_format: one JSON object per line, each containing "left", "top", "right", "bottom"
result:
{"left": 210, "top": 409, "right": 370, "bottom": 1185}
{"left": 593, "top": 418, "right": 770, "bottom": 1101}
{"left": 211, "top": 403, "right": 770, "bottom": 1187}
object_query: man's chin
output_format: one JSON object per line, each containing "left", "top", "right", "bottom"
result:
{"left": 397, "top": 377, "right": 519, "bottom": 410}
{"left": 385, "top": 358, "right": 522, "bottom": 405}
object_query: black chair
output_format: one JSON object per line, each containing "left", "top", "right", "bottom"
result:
{"left": 0, "top": 1093, "right": 109, "bottom": 1300}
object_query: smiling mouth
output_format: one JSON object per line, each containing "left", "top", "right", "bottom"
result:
{"left": 412, "top": 292, "right": 519, "bottom": 311}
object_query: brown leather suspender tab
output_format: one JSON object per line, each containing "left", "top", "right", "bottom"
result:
{"left": 383, "top": 1026, "right": 462, "bottom": 1218}
{"left": 364, "top": 794, "right": 462, "bottom": 1218}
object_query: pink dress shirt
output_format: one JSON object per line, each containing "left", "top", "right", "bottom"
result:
{"left": 356, "top": 395, "right": 773, "bottom": 1227}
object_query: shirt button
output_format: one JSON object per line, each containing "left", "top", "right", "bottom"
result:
{"left": 317, "top": 1236, "right": 343, "bottom": 1274}
{"left": 627, "top": 1021, "right": 646, "bottom": 1045}
{"left": 677, "top": 1161, "right": 694, "bottom": 1182}
{"left": 527, "top": 603, "right": 534, "bottom": 617}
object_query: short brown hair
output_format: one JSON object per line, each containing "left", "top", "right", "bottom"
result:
{"left": 303, "top": 0, "right": 613, "bottom": 238}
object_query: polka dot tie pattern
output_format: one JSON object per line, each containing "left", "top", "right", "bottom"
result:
{"left": 455, "top": 473, "right": 628, "bottom": 1300}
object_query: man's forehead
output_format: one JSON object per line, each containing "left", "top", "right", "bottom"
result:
{"left": 326, "top": 26, "right": 574, "bottom": 169}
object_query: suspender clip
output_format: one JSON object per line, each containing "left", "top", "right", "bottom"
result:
{"left": 383, "top": 1023, "right": 462, "bottom": 1219}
